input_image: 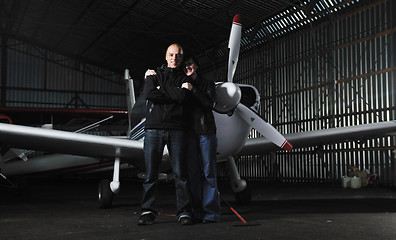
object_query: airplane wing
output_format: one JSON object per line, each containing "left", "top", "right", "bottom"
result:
{"left": 0, "top": 123, "right": 144, "bottom": 169}
{"left": 239, "top": 121, "right": 396, "bottom": 155}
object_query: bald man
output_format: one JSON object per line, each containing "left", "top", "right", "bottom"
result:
{"left": 138, "top": 43, "right": 192, "bottom": 226}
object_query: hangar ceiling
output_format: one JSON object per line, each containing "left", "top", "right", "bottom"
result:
{"left": 2, "top": 0, "right": 357, "bottom": 77}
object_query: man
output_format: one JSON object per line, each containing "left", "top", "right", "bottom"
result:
{"left": 138, "top": 43, "right": 192, "bottom": 226}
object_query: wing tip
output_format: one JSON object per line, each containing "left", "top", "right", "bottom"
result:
{"left": 281, "top": 141, "right": 293, "bottom": 151}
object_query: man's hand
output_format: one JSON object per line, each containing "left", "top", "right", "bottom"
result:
{"left": 145, "top": 69, "right": 157, "bottom": 79}
{"left": 182, "top": 82, "right": 193, "bottom": 90}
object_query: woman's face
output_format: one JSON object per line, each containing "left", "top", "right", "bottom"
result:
{"left": 183, "top": 59, "right": 198, "bottom": 77}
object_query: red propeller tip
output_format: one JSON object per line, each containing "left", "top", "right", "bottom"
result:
{"left": 233, "top": 14, "right": 241, "bottom": 25}
{"left": 282, "top": 141, "right": 293, "bottom": 151}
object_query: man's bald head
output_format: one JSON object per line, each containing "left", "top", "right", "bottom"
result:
{"left": 166, "top": 43, "right": 184, "bottom": 69}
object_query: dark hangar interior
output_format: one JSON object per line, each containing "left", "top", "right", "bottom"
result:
{"left": 1, "top": 0, "right": 396, "bottom": 186}
{"left": 2, "top": 1, "right": 396, "bottom": 238}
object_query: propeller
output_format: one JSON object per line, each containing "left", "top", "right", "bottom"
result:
{"left": 213, "top": 14, "right": 243, "bottom": 113}
{"left": 226, "top": 14, "right": 293, "bottom": 151}
{"left": 235, "top": 104, "right": 293, "bottom": 151}
{"left": 228, "top": 14, "right": 242, "bottom": 82}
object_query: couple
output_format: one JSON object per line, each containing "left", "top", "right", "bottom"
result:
{"left": 138, "top": 43, "right": 221, "bottom": 225}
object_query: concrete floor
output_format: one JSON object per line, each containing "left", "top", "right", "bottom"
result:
{"left": 1, "top": 176, "right": 396, "bottom": 240}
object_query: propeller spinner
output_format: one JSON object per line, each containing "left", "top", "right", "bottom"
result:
{"left": 213, "top": 82, "right": 241, "bottom": 114}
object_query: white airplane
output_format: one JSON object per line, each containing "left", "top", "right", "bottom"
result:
{"left": 1, "top": 14, "right": 396, "bottom": 208}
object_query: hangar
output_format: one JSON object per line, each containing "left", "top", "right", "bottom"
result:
{"left": 2, "top": 0, "right": 395, "bottom": 186}
{"left": 1, "top": 0, "right": 396, "bottom": 239}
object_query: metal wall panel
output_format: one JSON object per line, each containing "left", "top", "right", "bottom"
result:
{"left": 3, "top": 38, "right": 125, "bottom": 109}
{"left": 213, "top": 0, "right": 396, "bottom": 185}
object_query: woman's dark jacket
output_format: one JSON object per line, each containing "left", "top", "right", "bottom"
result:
{"left": 185, "top": 75, "right": 217, "bottom": 135}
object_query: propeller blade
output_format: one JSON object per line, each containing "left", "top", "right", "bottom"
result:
{"left": 228, "top": 14, "right": 242, "bottom": 82}
{"left": 235, "top": 104, "right": 293, "bottom": 151}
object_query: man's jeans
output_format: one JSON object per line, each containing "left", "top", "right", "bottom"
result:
{"left": 187, "top": 133, "right": 221, "bottom": 222}
{"left": 141, "top": 129, "right": 191, "bottom": 219}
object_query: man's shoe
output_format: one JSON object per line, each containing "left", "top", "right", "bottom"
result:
{"left": 179, "top": 217, "right": 192, "bottom": 225}
{"left": 138, "top": 212, "right": 155, "bottom": 225}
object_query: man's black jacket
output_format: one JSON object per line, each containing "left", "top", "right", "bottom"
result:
{"left": 143, "top": 65, "right": 190, "bottom": 130}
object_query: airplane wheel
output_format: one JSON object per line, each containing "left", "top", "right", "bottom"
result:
{"left": 234, "top": 182, "right": 251, "bottom": 205}
{"left": 98, "top": 179, "right": 114, "bottom": 208}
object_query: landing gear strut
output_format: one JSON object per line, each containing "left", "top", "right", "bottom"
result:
{"left": 227, "top": 157, "right": 251, "bottom": 204}
{"left": 98, "top": 151, "right": 121, "bottom": 208}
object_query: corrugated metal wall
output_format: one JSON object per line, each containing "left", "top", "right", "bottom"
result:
{"left": 1, "top": 38, "right": 125, "bottom": 109}
{"left": 210, "top": 0, "right": 396, "bottom": 185}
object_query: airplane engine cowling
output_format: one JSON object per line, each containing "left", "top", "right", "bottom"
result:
{"left": 213, "top": 82, "right": 241, "bottom": 114}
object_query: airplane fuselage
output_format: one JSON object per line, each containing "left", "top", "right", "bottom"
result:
{"left": 214, "top": 83, "right": 260, "bottom": 161}
{"left": 214, "top": 111, "right": 251, "bottom": 161}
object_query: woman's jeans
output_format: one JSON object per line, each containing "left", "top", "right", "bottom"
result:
{"left": 186, "top": 133, "right": 221, "bottom": 222}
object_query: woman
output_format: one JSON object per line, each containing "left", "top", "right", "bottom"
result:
{"left": 181, "top": 56, "right": 221, "bottom": 223}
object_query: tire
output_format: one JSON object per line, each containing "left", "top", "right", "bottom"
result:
{"left": 98, "top": 179, "right": 113, "bottom": 208}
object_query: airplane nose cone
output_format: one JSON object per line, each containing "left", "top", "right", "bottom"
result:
{"left": 213, "top": 82, "right": 242, "bottom": 114}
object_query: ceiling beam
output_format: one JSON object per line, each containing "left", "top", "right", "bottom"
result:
{"left": 54, "top": 0, "right": 97, "bottom": 49}
{"left": 78, "top": 0, "right": 141, "bottom": 57}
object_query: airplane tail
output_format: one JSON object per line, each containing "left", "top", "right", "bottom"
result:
{"left": 125, "top": 69, "right": 136, "bottom": 135}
